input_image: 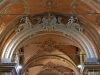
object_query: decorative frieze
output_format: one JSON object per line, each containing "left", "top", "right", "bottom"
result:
{"left": 16, "top": 14, "right": 84, "bottom": 33}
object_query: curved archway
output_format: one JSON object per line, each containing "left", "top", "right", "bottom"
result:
{"left": 20, "top": 55, "right": 80, "bottom": 75}
{"left": 2, "top": 22, "right": 98, "bottom": 59}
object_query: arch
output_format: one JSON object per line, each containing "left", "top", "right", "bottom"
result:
{"left": 20, "top": 55, "right": 80, "bottom": 75}
{"left": 2, "top": 23, "right": 98, "bottom": 59}
{"left": 17, "top": 33, "right": 82, "bottom": 51}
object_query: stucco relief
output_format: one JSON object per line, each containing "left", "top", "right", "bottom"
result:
{"left": 16, "top": 14, "right": 84, "bottom": 33}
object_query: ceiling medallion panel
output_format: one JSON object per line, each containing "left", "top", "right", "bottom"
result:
{"left": 39, "top": 38, "right": 57, "bottom": 52}
{"left": 40, "top": 0, "right": 57, "bottom": 8}
{"left": 31, "top": 38, "right": 63, "bottom": 53}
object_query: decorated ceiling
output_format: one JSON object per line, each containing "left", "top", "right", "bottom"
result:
{"left": 0, "top": 0, "right": 100, "bottom": 30}
{"left": 0, "top": 0, "right": 100, "bottom": 75}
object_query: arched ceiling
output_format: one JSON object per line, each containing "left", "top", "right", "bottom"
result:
{"left": 22, "top": 34, "right": 81, "bottom": 64}
{"left": 0, "top": 0, "right": 100, "bottom": 52}
{"left": 0, "top": 0, "right": 100, "bottom": 75}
